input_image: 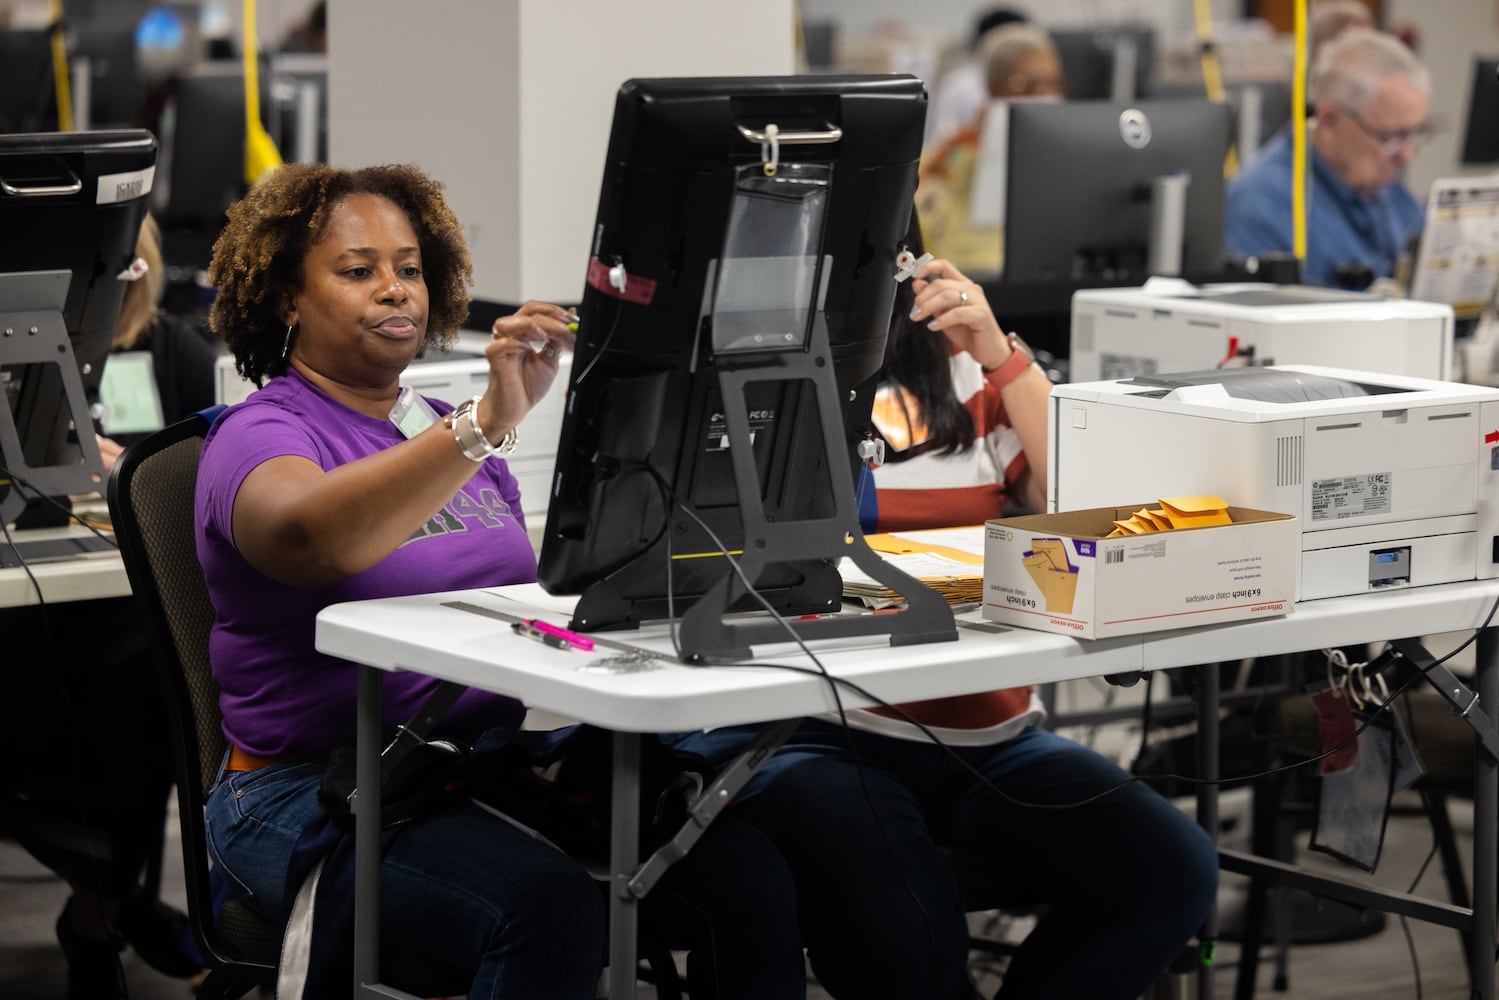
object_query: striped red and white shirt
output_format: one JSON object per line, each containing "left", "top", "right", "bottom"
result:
{"left": 850, "top": 349, "right": 1045, "bottom": 745}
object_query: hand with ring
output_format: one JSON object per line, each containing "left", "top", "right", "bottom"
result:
{"left": 482, "top": 300, "right": 576, "bottom": 437}
{"left": 907, "top": 258, "right": 1010, "bottom": 369}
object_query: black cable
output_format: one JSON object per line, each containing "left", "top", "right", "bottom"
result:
{"left": 0, "top": 479, "right": 114, "bottom": 931}
{"left": 1130, "top": 670, "right": 1155, "bottom": 774}
{"left": 641, "top": 463, "right": 944, "bottom": 987}
{"left": 1, "top": 466, "right": 119, "bottom": 548}
{"left": 571, "top": 292, "right": 625, "bottom": 386}
{"left": 674, "top": 574, "right": 1499, "bottom": 813}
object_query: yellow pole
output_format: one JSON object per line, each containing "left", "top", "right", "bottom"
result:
{"left": 1192, "top": 0, "right": 1237, "bottom": 177}
{"left": 1292, "top": 0, "right": 1308, "bottom": 265}
{"left": 242, "top": 0, "right": 283, "bottom": 184}
{"left": 48, "top": 0, "right": 73, "bottom": 131}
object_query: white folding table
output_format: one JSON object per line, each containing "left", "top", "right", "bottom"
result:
{"left": 316, "top": 580, "right": 1499, "bottom": 1000}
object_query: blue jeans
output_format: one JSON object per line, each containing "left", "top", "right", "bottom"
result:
{"left": 674, "top": 722, "right": 1219, "bottom": 1000}
{"left": 206, "top": 753, "right": 806, "bottom": 999}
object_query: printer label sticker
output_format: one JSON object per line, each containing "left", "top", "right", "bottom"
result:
{"left": 1311, "top": 473, "right": 1392, "bottom": 522}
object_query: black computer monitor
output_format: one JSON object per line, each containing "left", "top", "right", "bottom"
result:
{"left": 1003, "top": 98, "right": 1230, "bottom": 285}
{"left": 1051, "top": 25, "right": 1155, "bottom": 101}
{"left": 536, "top": 75, "right": 955, "bottom": 660}
{"left": 1461, "top": 57, "right": 1499, "bottom": 165}
{"left": 0, "top": 130, "right": 157, "bottom": 526}
{"left": 0, "top": 30, "right": 60, "bottom": 133}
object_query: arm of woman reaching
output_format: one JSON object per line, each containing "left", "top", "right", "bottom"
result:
{"left": 229, "top": 302, "right": 574, "bottom": 588}
{"left": 909, "top": 260, "right": 1052, "bottom": 513}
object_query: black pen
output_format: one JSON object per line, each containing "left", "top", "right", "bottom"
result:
{"left": 512, "top": 620, "right": 568, "bottom": 649}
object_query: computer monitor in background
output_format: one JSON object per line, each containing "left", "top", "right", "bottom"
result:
{"left": 267, "top": 53, "right": 330, "bottom": 164}
{"left": 68, "top": 0, "right": 160, "bottom": 129}
{"left": 156, "top": 62, "right": 261, "bottom": 273}
{"left": 0, "top": 31, "right": 58, "bottom": 133}
{"left": 1005, "top": 100, "right": 1229, "bottom": 285}
{"left": 0, "top": 130, "right": 158, "bottom": 526}
{"left": 1461, "top": 57, "right": 1499, "bottom": 165}
{"left": 135, "top": 3, "right": 205, "bottom": 81}
{"left": 992, "top": 99, "right": 1231, "bottom": 363}
{"left": 537, "top": 75, "right": 955, "bottom": 661}
{"left": 158, "top": 60, "right": 323, "bottom": 271}
{"left": 1051, "top": 24, "right": 1155, "bottom": 102}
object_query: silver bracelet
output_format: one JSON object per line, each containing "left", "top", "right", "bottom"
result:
{"left": 447, "top": 395, "right": 518, "bottom": 462}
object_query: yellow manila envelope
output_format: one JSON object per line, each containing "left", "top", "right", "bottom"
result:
{"left": 1158, "top": 495, "right": 1233, "bottom": 529}
{"left": 1023, "top": 539, "right": 1079, "bottom": 613}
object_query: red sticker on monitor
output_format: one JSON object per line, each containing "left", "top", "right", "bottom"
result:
{"left": 586, "top": 257, "right": 657, "bottom": 305}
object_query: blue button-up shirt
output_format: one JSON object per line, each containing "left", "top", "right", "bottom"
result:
{"left": 1225, "top": 129, "right": 1425, "bottom": 288}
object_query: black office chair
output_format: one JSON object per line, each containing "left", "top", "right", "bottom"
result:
{"left": 107, "top": 410, "right": 472, "bottom": 999}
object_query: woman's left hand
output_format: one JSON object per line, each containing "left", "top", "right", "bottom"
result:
{"left": 909, "top": 259, "right": 1012, "bottom": 370}
{"left": 481, "top": 301, "right": 576, "bottom": 435}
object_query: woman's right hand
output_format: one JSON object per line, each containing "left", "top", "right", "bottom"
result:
{"left": 477, "top": 301, "right": 576, "bottom": 441}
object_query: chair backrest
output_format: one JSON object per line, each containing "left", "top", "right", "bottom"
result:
{"left": 107, "top": 407, "right": 279, "bottom": 985}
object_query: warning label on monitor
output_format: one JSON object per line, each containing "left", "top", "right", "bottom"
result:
{"left": 704, "top": 409, "right": 774, "bottom": 451}
{"left": 1310, "top": 473, "right": 1392, "bottom": 522}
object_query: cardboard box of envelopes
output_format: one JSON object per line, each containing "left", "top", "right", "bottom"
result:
{"left": 983, "top": 499, "right": 1297, "bottom": 639}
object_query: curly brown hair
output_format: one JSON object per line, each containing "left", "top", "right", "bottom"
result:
{"left": 207, "top": 163, "right": 473, "bottom": 386}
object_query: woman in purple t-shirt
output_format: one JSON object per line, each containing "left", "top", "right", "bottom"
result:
{"left": 195, "top": 163, "right": 805, "bottom": 998}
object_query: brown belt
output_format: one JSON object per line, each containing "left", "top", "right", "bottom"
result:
{"left": 225, "top": 746, "right": 310, "bottom": 772}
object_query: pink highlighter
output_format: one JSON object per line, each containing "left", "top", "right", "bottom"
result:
{"left": 527, "top": 618, "right": 595, "bottom": 652}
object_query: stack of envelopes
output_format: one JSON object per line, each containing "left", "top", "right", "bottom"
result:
{"left": 840, "top": 528, "right": 985, "bottom": 609}
{"left": 1104, "top": 495, "right": 1233, "bottom": 538}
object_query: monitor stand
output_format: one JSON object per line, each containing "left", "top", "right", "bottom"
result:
{"left": 0, "top": 270, "right": 106, "bottom": 527}
{"left": 632, "top": 314, "right": 957, "bottom": 663}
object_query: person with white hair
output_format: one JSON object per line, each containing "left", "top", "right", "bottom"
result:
{"left": 1225, "top": 27, "right": 1430, "bottom": 289}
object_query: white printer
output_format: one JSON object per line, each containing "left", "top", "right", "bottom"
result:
{"left": 1050, "top": 365, "right": 1499, "bottom": 600}
{"left": 213, "top": 336, "right": 569, "bottom": 528}
{"left": 1069, "top": 280, "right": 1455, "bottom": 382}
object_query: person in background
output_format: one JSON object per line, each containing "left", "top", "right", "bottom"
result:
{"left": 280, "top": 0, "right": 328, "bottom": 55}
{"left": 96, "top": 212, "right": 222, "bottom": 472}
{"left": 924, "top": 6, "right": 1030, "bottom": 150}
{"left": 195, "top": 162, "right": 806, "bottom": 998}
{"left": 1225, "top": 27, "right": 1428, "bottom": 289}
{"left": 916, "top": 22, "right": 1066, "bottom": 276}
{"left": 1310, "top": 0, "right": 1374, "bottom": 62}
{"left": 669, "top": 217, "right": 1218, "bottom": 1000}
{"left": 0, "top": 213, "right": 220, "bottom": 999}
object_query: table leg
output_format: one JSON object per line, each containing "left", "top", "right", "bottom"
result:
{"left": 607, "top": 732, "right": 642, "bottom": 1000}
{"left": 1197, "top": 664, "right": 1220, "bottom": 1000}
{"left": 355, "top": 666, "right": 383, "bottom": 996}
{"left": 1473, "top": 628, "right": 1497, "bottom": 1000}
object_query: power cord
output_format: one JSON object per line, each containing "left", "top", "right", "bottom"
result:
{"left": 641, "top": 462, "right": 944, "bottom": 988}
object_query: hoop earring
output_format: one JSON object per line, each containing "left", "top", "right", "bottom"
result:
{"left": 281, "top": 323, "right": 296, "bottom": 360}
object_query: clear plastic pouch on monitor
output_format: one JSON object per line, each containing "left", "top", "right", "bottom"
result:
{"left": 711, "top": 162, "right": 832, "bottom": 355}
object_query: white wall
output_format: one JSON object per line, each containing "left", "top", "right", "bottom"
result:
{"left": 327, "top": 1, "right": 795, "bottom": 306}
{"left": 1385, "top": 0, "right": 1499, "bottom": 198}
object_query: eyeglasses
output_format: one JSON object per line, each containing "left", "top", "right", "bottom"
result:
{"left": 1339, "top": 107, "right": 1432, "bottom": 155}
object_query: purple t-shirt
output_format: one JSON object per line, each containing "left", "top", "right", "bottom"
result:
{"left": 195, "top": 370, "right": 532, "bottom": 757}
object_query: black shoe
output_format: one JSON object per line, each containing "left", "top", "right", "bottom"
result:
{"left": 117, "top": 887, "right": 202, "bottom": 979}
{"left": 55, "top": 900, "right": 128, "bottom": 1000}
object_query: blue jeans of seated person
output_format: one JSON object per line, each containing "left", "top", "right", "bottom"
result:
{"left": 204, "top": 755, "right": 805, "bottom": 1000}
{"left": 672, "top": 722, "right": 1219, "bottom": 1000}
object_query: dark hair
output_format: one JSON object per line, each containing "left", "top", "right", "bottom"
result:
{"left": 883, "top": 210, "right": 977, "bottom": 457}
{"left": 971, "top": 7, "right": 1029, "bottom": 51}
{"left": 207, "top": 163, "right": 473, "bottom": 386}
